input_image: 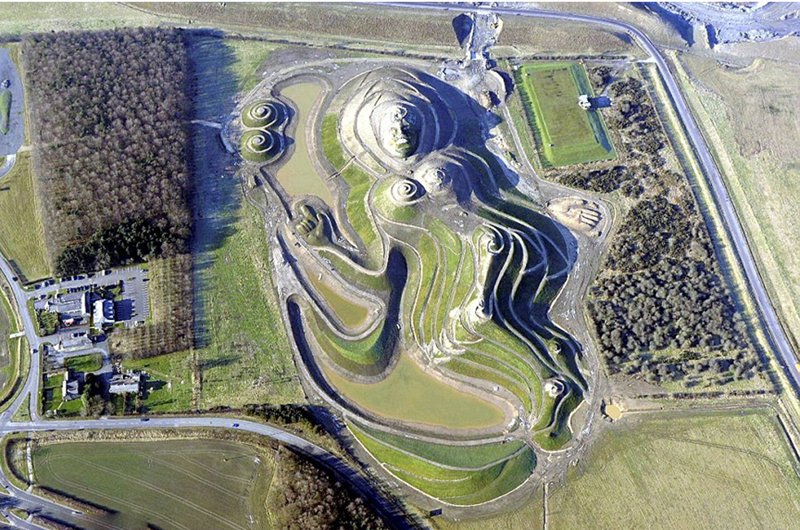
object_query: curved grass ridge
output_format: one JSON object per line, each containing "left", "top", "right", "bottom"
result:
{"left": 310, "top": 129, "right": 586, "bottom": 445}
{"left": 349, "top": 421, "right": 535, "bottom": 505}
{"left": 288, "top": 68, "right": 592, "bottom": 505}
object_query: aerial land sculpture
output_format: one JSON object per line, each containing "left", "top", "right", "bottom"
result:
{"left": 232, "top": 60, "right": 592, "bottom": 505}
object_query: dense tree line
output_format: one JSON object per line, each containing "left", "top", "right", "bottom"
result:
{"left": 272, "top": 447, "right": 388, "bottom": 530}
{"left": 55, "top": 219, "right": 177, "bottom": 275}
{"left": 547, "top": 72, "right": 761, "bottom": 385}
{"left": 22, "top": 28, "right": 193, "bottom": 275}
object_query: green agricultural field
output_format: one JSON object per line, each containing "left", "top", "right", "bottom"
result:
{"left": 549, "top": 410, "right": 800, "bottom": 530}
{"left": 516, "top": 62, "right": 615, "bottom": 167}
{"left": 32, "top": 439, "right": 273, "bottom": 530}
{"left": 0, "top": 3, "right": 170, "bottom": 35}
{"left": 434, "top": 410, "right": 800, "bottom": 529}
{"left": 322, "top": 353, "right": 505, "bottom": 430}
{"left": 64, "top": 353, "right": 103, "bottom": 373}
{"left": 672, "top": 53, "right": 800, "bottom": 355}
{"left": 0, "top": 153, "right": 51, "bottom": 282}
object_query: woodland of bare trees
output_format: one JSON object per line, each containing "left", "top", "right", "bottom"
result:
{"left": 273, "top": 447, "right": 389, "bottom": 530}
{"left": 549, "top": 73, "right": 762, "bottom": 386}
{"left": 22, "top": 28, "right": 193, "bottom": 276}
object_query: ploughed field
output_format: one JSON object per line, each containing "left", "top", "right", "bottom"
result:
{"left": 32, "top": 439, "right": 272, "bottom": 530}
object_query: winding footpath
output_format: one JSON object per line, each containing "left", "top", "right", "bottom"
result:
{"left": 378, "top": 1, "right": 800, "bottom": 390}
{"left": 0, "top": 3, "right": 798, "bottom": 527}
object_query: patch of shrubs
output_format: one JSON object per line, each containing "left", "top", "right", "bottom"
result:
{"left": 588, "top": 65, "right": 613, "bottom": 93}
{"left": 553, "top": 77, "right": 665, "bottom": 193}
{"left": 548, "top": 72, "right": 762, "bottom": 385}
{"left": 588, "top": 257, "right": 748, "bottom": 361}
{"left": 613, "top": 350, "right": 762, "bottom": 387}
{"left": 245, "top": 403, "right": 320, "bottom": 428}
{"left": 22, "top": 28, "right": 193, "bottom": 273}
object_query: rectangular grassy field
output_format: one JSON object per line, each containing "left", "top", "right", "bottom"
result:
{"left": 517, "top": 62, "right": 615, "bottom": 167}
{"left": 32, "top": 439, "right": 273, "bottom": 530}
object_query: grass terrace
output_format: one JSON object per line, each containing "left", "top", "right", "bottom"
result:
{"left": 322, "top": 353, "right": 506, "bottom": 430}
{"left": 350, "top": 421, "right": 535, "bottom": 505}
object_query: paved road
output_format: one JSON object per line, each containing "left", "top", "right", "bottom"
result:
{"left": 0, "top": 256, "right": 42, "bottom": 425}
{"left": 0, "top": 416, "right": 412, "bottom": 529}
{"left": 0, "top": 3, "right": 797, "bottom": 527}
{"left": 377, "top": 1, "right": 800, "bottom": 392}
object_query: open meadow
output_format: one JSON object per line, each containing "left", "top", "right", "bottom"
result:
{"left": 0, "top": 153, "right": 50, "bottom": 283}
{"left": 33, "top": 438, "right": 273, "bottom": 530}
{"left": 190, "top": 37, "right": 304, "bottom": 409}
{"left": 672, "top": 52, "right": 800, "bottom": 353}
{"left": 549, "top": 409, "right": 800, "bottom": 530}
{"left": 433, "top": 409, "right": 799, "bottom": 530}
{"left": 516, "top": 62, "right": 615, "bottom": 167}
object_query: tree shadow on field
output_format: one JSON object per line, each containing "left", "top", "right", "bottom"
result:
{"left": 187, "top": 33, "right": 243, "bottom": 350}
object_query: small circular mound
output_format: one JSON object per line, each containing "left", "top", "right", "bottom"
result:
{"left": 544, "top": 379, "right": 566, "bottom": 398}
{"left": 240, "top": 129, "right": 282, "bottom": 162}
{"left": 418, "top": 166, "right": 451, "bottom": 196}
{"left": 485, "top": 231, "right": 504, "bottom": 255}
{"left": 390, "top": 178, "right": 424, "bottom": 205}
{"left": 242, "top": 100, "right": 283, "bottom": 128}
